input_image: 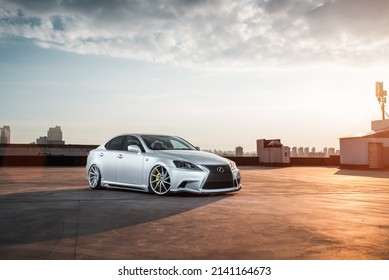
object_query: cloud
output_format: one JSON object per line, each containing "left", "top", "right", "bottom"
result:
{"left": 1, "top": 0, "right": 388, "bottom": 68}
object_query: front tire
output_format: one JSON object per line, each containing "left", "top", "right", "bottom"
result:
{"left": 88, "top": 165, "right": 102, "bottom": 190}
{"left": 149, "top": 165, "right": 171, "bottom": 195}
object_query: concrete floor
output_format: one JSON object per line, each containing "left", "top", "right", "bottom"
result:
{"left": 0, "top": 166, "right": 389, "bottom": 260}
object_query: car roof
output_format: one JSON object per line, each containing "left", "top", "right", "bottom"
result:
{"left": 105, "top": 134, "right": 178, "bottom": 142}
{"left": 117, "top": 133, "right": 173, "bottom": 137}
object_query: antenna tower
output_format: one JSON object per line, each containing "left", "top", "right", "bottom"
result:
{"left": 376, "top": 81, "right": 389, "bottom": 120}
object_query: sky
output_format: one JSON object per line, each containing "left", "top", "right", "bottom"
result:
{"left": 1, "top": 0, "right": 389, "bottom": 152}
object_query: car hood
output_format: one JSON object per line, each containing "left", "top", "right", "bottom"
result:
{"left": 155, "top": 150, "right": 231, "bottom": 165}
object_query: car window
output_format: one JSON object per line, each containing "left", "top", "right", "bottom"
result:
{"left": 141, "top": 135, "right": 195, "bottom": 151}
{"left": 105, "top": 136, "right": 126, "bottom": 150}
{"left": 170, "top": 139, "right": 189, "bottom": 149}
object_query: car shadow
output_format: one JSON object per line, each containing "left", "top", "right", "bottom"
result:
{"left": 334, "top": 168, "right": 389, "bottom": 179}
{"left": 0, "top": 188, "right": 231, "bottom": 248}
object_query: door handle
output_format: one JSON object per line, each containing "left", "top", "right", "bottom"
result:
{"left": 117, "top": 154, "right": 123, "bottom": 159}
{"left": 99, "top": 153, "right": 104, "bottom": 157}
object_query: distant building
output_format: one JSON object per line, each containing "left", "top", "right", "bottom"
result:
{"left": 48, "top": 126, "right": 64, "bottom": 144}
{"left": 323, "top": 147, "right": 328, "bottom": 157}
{"left": 0, "top": 125, "right": 10, "bottom": 144}
{"left": 235, "top": 146, "right": 243, "bottom": 157}
{"left": 291, "top": 147, "right": 298, "bottom": 157}
{"left": 291, "top": 146, "right": 334, "bottom": 158}
{"left": 303, "top": 147, "right": 309, "bottom": 157}
{"left": 297, "top": 147, "right": 304, "bottom": 157}
{"left": 328, "top": 148, "right": 336, "bottom": 156}
{"left": 36, "top": 126, "right": 65, "bottom": 145}
{"left": 213, "top": 149, "right": 235, "bottom": 156}
{"left": 36, "top": 136, "right": 48, "bottom": 144}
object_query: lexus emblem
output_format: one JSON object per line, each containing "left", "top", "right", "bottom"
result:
{"left": 216, "top": 167, "right": 225, "bottom": 173}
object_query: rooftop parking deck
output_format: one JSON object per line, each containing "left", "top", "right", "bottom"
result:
{"left": 0, "top": 166, "right": 388, "bottom": 259}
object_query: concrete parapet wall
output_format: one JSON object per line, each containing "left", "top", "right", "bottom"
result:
{"left": 224, "top": 156, "right": 260, "bottom": 166}
{"left": 290, "top": 155, "right": 340, "bottom": 166}
{"left": 0, "top": 146, "right": 340, "bottom": 167}
{"left": 0, "top": 156, "right": 87, "bottom": 166}
{"left": 0, "top": 144, "right": 98, "bottom": 156}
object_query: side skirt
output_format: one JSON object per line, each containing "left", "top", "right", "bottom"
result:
{"left": 102, "top": 181, "right": 149, "bottom": 192}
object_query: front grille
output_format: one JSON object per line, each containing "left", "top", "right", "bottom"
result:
{"left": 204, "top": 164, "right": 232, "bottom": 174}
{"left": 202, "top": 165, "right": 234, "bottom": 189}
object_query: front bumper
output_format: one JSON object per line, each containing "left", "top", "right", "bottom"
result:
{"left": 169, "top": 165, "right": 241, "bottom": 194}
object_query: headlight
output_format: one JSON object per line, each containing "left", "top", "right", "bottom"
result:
{"left": 173, "top": 160, "right": 202, "bottom": 171}
{"left": 229, "top": 160, "right": 237, "bottom": 170}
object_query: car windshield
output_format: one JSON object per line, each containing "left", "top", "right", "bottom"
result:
{"left": 141, "top": 135, "right": 196, "bottom": 151}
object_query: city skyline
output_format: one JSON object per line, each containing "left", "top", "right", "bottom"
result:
{"left": 2, "top": 124, "right": 340, "bottom": 157}
{"left": 36, "top": 125, "right": 65, "bottom": 145}
{"left": 1, "top": 0, "right": 389, "bottom": 151}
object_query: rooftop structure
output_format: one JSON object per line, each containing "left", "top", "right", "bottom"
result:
{"left": 340, "top": 82, "right": 389, "bottom": 169}
{"left": 256, "top": 139, "right": 290, "bottom": 164}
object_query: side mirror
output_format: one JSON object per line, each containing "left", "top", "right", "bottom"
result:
{"left": 195, "top": 146, "right": 200, "bottom": 151}
{"left": 128, "top": 145, "right": 141, "bottom": 154}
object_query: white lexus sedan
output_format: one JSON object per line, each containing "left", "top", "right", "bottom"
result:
{"left": 86, "top": 134, "right": 241, "bottom": 195}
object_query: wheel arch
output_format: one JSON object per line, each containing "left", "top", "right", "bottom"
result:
{"left": 147, "top": 162, "right": 172, "bottom": 195}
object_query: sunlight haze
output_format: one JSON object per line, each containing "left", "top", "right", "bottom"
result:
{"left": 1, "top": 0, "right": 389, "bottom": 152}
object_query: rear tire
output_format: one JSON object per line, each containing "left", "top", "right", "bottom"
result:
{"left": 88, "top": 165, "right": 102, "bottom": 190}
